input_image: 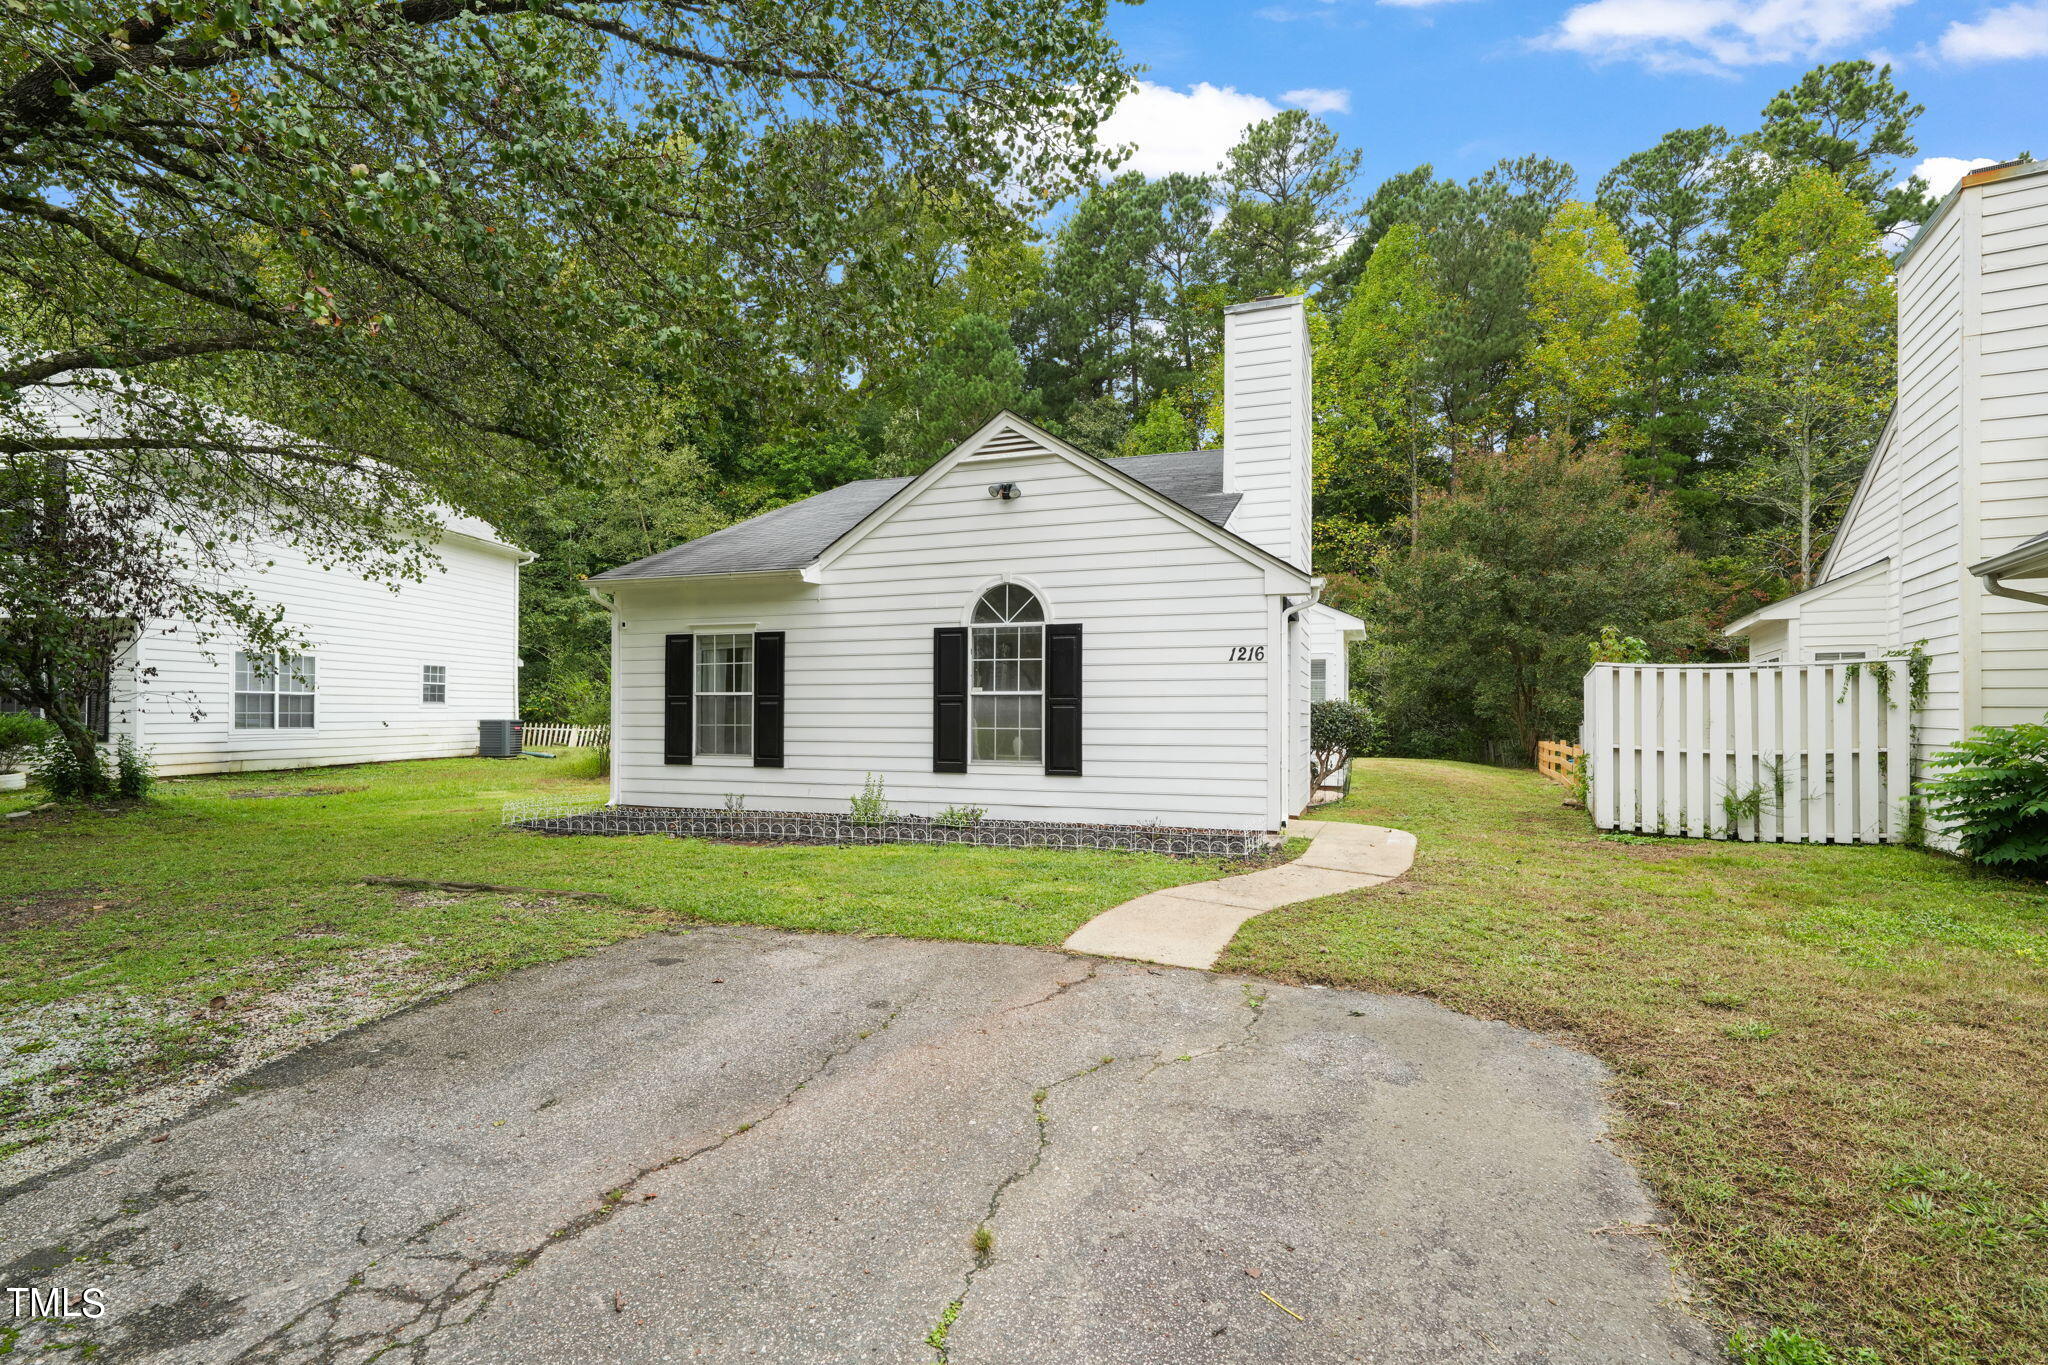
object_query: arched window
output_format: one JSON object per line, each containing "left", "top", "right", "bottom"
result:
{"left": 970, "top": 584, "right": 1044, "bottom": 761}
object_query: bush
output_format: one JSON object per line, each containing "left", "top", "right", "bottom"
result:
{"left": 1923, "top": 720, "right": 2048, "bottom": 870}
{"left": 31, "top": 733, "right": 108, "bottom": 800}
{"left": 0, "top": 711, "right": 54, "bottom": 773}
{"left": 1310, "top": 699, "right": 1379, "bottom": 791}
{"left": 114, "top": 734, "right": 152, "bottom": 800}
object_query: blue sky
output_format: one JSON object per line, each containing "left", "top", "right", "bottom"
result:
{"left": 1102, "top": 1, "right": 2045, "bottom": 202}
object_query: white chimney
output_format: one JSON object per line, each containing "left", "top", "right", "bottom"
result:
{"left": 1221, "top": 295, "right": 1312, "bottom": 571}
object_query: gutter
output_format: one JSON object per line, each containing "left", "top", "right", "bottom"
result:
{"left": 1969, "top": 541, "right": 2048, "bottom": 608}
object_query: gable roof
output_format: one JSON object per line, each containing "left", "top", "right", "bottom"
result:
{"left": 1722, "top": 558, "right": 1890, "bottom": 636}
{"left": 593, "top": 476, "right": 912, "bottom": 581}
{"left": 592, "top": 434, "right": 1248, "bottom": 583}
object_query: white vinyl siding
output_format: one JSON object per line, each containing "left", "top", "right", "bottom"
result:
{"left": 1971, "top": 169, "right": 2048, "bottom": 728}
{"left": 608, "top": 430, "right": 1296, "bottom": 830}
{"left": 120, "top": 531, "right": 522, "bottom": 775}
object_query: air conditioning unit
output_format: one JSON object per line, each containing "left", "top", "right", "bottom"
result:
{"left": 479, "top": 719, "right": 524, "bottom": 758}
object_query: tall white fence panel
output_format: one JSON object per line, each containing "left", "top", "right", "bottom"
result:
{"left": 1581, "top": 662, "right": 1912, "bottom": 843}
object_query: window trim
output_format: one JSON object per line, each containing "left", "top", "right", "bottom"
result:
{"left": 232, "top": 649, "right": 317, "bottom": 732}
{"left": 421, "top": 664, "right": 447, "bottom": 705}
{"left": 693, "top": 631, "right": 755, "bottom": 759}
{"left": 1309, "top": 657, "right": 1329, "bottom": 703}
{"left": 969, "top": 584, "right": 1045, "bottom": 767}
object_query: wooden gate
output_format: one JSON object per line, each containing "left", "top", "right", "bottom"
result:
{"left": 1581, "top": 662, "right": 1913, "bottom": 843}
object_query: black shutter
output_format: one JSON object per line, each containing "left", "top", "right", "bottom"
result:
{"left": 664, "top": 633, "right": 694, "bottom": 765}
{"left": 933, "top": 627, "right": 968, "bottom": 773}
{"left": 753, "top": 631, "right": 785, "bottom": 768}
{"left": 1044, "top": 622, "right": 1082, "bottom": 776}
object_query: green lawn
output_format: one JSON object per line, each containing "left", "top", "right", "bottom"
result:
{"left": 0, "top": 753, "right": 1252, "bottom": 1012}
{"left": 1224, "top": 759, "right": 2048, "bottom": 1365}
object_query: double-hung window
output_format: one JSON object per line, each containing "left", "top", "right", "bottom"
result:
{"left": 234, "top": 651, "right": 316, "bottom": 730}
{"left": 422, "top": 665, "right": 447, "bottom": 704}
{"left": 971, "top": 584, "right": 1044, "bottom": 763}
{"left": 1309, "top": 658, "right": 1329, "bottom": 703}
{"left": 695, "top": 633, "right": 753, "bottom": 756}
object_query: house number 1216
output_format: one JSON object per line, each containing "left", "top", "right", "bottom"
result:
{"left": 1227, "top": 645, "right": 1266, "bottom": 662}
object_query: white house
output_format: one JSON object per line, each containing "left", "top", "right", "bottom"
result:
{"left": 5, "top": 384, "right": 530, "bottom": 776}
{"left": 588, "top": 294, "right": 1355, "bottom": 833}
{"left": 1723, "top": 157, "right": 2048, "bottom": 758}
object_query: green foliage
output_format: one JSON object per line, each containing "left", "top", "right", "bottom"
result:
{"left": 1215, "top": 111, "right": 1362, "bottom": 296}
{"left": 1361, "top": 442, "right": 1700, "bottom": 763}
{"left": 30, "top": 731, "right": 106, "bottom": 800}
{"left": 1319, "top": 222, "right": 1445, "bottom": 547}
{"left": 1923, "top": 720, "right": 2048, "bottom": 871}
{"left": 1122, "top": 394, "right": 1197, "bottom": 458}
{"left": 0, "top": 712, "right": 53, "bottom": 774}
{"left": 849, "top": 774, "right": 896, "bottom": 827}
{"left": 881, "top": 314, "right": 1028, "bottom": 474}
{"left": 1736, "top": 61, "right": 1933, "bottom": 237}
{"left": 2, "top": 0, "right": 1133, "bottom": 780}
{"left": 114, "top": 736, "right": 153, "bottom": 802}
{"left": 1589, "top": 626, "right": 1652, "bottom": 666}
{"left": 1728, "top": 1327, "right": 1880, "bottom": 1365}
{"left": 1309, "top": 700, "right": 1379, "bottom": 788}
{"left": 1714, "top": 169, "right": 1896, "bottom": 586}
{"left": 1518, "top": 203, "right": 1639, "bottom": 444}
{"left": 933, "top": 805, "right": 987, "bottom": 829}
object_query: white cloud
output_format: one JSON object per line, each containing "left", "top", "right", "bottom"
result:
{"left": 1281, "top": 87, "right": 1353, "bottom": 114}
{"left": 1901, "top": 155, "right": 2002, "bottom": 198}
{"left": 1098, "top": 82, "right": 1281, "bottom": 177}
{"left": 1937, "top": 3, "right": 2048, "bottom": 62}
{"left": 1538, "top": 0, "right": 1911, "bottom": 74}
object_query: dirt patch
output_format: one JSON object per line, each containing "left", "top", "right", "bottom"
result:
{"left": 0, "top": 892, "right": 122, "bottom": 935}
{"left": 0, "top": 950, "right": 469, "bottom": 1183}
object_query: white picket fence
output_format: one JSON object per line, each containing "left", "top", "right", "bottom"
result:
{"left": 1581, "top": 661, "right": 1914, "bottom": 844}
{"left": 520, "top": 722, "right": 610, "bottom": 749}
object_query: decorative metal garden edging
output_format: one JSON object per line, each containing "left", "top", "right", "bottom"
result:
{"left": 501, "top": 798, "right": 1267, "bottom": 858}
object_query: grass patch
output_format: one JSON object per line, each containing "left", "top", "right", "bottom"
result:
{"left": 1225, "top": 759, "right": 2048, "bottom": 1365}
{"left": 0, "top": 753, "right": 1255, "bottom": 1014}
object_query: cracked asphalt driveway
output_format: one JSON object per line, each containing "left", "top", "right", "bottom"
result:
{"left": 2, "top": 927, "right": 1722, "bottom": 1363}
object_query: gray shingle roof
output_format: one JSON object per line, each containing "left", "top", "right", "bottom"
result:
{"left": 590, "top": 448, "right": 1240, "bottom": 582}
{"left": 1104, "top": 449, "right": 1242, "bottom": 526}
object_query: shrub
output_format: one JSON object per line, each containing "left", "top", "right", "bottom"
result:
{"left": 849, "top": 773, "right": 895, "bottom": 826}
{"left": 0, "top": 711, "right": 54, "bottom": 774}
{"left": 1310, "top": 699, "right": 1378, "bottom": 791}
{"left": 1923, "top": 720, "right": 2048, "bottom": 870}
{"left": 114, "top": 735, "right": 153, "bottom": 801}
{"left": 31, "top": 733, "right": 108, "bottom": 800}
{"left": 933, "top": 804, "right": 985, "bottom": 829}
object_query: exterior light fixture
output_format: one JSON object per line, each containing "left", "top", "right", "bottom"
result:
{"left": 987, "top": 482, "right": 1022, "bottom": 501}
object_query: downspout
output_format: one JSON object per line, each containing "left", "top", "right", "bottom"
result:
{"left": 1977, "top": 572, "right": 2048, "bottom": 609}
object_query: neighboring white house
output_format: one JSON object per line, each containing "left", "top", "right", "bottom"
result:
{"left": 588, "top": 295, "right": 1352, "bottom": 833}
{"left": 6, "top": 383, "right": 530, "bottom": 776}
{"left": 1722, "top": 156, "right": 2048, "bottom": 761}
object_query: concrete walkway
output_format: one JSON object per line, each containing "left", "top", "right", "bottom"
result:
{"left": 1063, "top": 819, "right": 1417, "bottom": 970}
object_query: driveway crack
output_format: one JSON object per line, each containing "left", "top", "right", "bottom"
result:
{"left": 928, "top": 1050, "right": 1118, "bottom": 1362}
{"left": 223, "top": 999, "right": 914, "bottom": 1363}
